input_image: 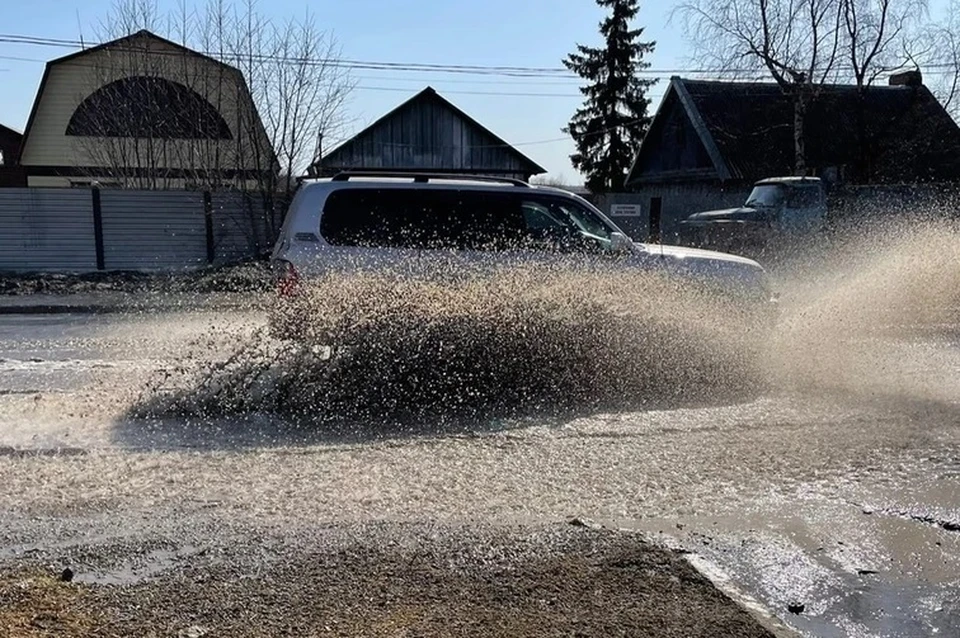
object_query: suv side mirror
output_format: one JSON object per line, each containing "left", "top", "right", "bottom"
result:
{"left": 609, "top": 232, "right": 634, "bottom": 253}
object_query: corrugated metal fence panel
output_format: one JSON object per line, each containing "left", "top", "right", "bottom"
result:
{"left": 0, "top": 188, "right": 97, "bottom": 272}
{"left": 210, "top": 192, "right": 258, "bottom": 264}
{"left": 210, "top": 192, "right": 282, "bottom": 263}
{"left": 100, "top": 190, "right": 207, "bottom": 270}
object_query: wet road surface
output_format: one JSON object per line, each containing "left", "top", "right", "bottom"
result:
{"left": 1, "top": 310, "right": 959, "bottom": 636}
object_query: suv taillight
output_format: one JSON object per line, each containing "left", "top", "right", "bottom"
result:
{"left": 274, "top": 259, "right": 300, "bottom": 297}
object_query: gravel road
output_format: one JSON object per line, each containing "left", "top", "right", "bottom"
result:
{"left": 1, "top": 522, "right": 777, "bottom": 638}
{"left": 0, "top": 283, "right": 958, "bottom": 637}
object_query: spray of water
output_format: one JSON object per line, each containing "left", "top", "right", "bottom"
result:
{"left": 769, "top": 217, "right": 960, "bottom": 407}
{"left": 126, "top": 217, "right": 960, "bottom": 431}
{"left": 129, "top": 262, "right": 764, "bottom": 429}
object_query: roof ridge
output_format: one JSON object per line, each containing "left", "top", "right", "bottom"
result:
{"left": 677, "top": 76, "right": 921, "bottom": 91}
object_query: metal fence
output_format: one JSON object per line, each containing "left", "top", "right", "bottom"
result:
{"left": 0, "top": 187, "right": 283, "bottom": 272}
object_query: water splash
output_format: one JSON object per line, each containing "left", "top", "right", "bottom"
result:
{"left": 769, "top": 218, "right": 960, "bottom": 407}
{"left": 125, "top": 217, "right": 960, "bottom": 431}
{"left": 129, "top": 263, "right": 764, "bottom": 428}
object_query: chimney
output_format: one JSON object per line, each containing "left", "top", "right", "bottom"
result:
{"left": 889, "top": 70, "right": 923, "bottom": 87}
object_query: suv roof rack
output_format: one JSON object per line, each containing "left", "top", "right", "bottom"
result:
{"left": 329, "top": 171, "right": 531, "bottom": 187}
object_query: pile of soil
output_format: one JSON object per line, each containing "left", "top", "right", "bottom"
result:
{"left": 1, "top": 524, "right": 775, "bottom": 637}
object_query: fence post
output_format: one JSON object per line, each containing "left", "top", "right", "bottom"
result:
{"left": 203, "top": 191, "right": 215, "bottom": 265}
{"left": 91, "top": 187, "right": 105, "bottom": 271}
{"left": 648, "top": 197, "right": 662, "bottom": 244}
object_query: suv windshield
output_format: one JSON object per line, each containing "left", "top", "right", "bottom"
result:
{"left": 745, "top": 184, "right": 785, "bottom": 208}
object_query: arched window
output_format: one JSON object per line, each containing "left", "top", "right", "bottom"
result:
{"left": 66, "top": 76, "right": 233, "bottom": 140}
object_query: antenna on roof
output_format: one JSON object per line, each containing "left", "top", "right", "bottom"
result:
{"left": 76, "top": 9, "right": 86, "bottom": 49}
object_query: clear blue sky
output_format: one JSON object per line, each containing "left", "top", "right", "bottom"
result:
{"left": 0, "top": 0, "right": 692, "bottom": 182}
{"left": 0, "top": 0, "right": 949, "bottom": 182}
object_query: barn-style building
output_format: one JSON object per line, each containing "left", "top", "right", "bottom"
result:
{"left": 17, "top": 30, "right": 276, "bottom": 189}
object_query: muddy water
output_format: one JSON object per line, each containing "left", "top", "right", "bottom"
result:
{"left": 0, "top": 221, "right": 959, "bottom": 636}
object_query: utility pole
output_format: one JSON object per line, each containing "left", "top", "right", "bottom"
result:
{"left": 307, "top": 130, "right": 323, "bottom": 178}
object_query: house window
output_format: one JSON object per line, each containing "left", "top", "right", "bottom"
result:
{"left": 66, "top": 76, "right": 233, "bottom": 140}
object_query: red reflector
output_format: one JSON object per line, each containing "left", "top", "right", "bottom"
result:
{"left": 276, "top": 261, "right": 300, "bottom": 296}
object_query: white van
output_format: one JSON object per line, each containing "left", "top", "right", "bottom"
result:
{"left": 269, "top": 172, "right": 777, "bottom": 338}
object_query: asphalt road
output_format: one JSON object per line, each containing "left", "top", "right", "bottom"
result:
{"left": 1, "top": 308, "right": 959, "bottom": 636}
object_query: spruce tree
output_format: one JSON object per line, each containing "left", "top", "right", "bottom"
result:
{"left": 563, "top": 0, "right": 656, "bottom": 193}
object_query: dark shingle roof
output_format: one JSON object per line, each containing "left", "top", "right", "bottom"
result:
{"left": 629, "top": 77, "right": 960, "bottom": 184}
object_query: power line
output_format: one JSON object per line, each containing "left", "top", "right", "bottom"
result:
{"left": 354, "top": 74, "right": 583, "bottom": 87}
{"left": 327, "top": 117, "right": 652, "bottom": 153}
{"left": 0, "top": 33, "right": 576, "bottom": 77}
{"left": 3, "top": 45, "right": 952, "bottom": 102}
{"left": 0, "top": 53, "right": 587, "bottom": 90}
{"left": 354, "top": 86, "right": 582, "bottom": 98}
{"left": 0, "top": 54, "right": 45, "bottom": 63}
{"left": 3, "top": 31, "right": 959, "bottom": 83}
{"left": 6, "top": 31, "right": 952, "bottom": 77}
{"left": 0, "top": 51, "right": 646, "bottom": 99}
{"left": 0, "top": 55, "right": 589, "bottom": 97}
{"left": 0, "top": 34, "right": 752, "bottom": 75}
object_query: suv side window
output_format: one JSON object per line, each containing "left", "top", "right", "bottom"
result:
{"left": 320, "top": 188, "right": 525, "bottom": 250}
{"left": 319, "top": 188, "right": 614, "bottom": 252}
{"left": 520, "top": 195, "right": 614, "bottom": 241}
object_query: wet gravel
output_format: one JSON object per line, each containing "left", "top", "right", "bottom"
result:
{"left": 1, "top": 523, "right": 774, "bottom": 637}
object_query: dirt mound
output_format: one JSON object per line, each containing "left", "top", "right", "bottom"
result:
{"left": 1, "top": 525, "right": 775, "bottom": 638}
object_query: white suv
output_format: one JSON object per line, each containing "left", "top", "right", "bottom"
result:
{"left": 269, "top": 172, "right": 777, "bottom": 338}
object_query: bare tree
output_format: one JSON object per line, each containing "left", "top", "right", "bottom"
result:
{"left": 104, "top": 0, "right": 163, "bottom": 36}
{"left": 72, "top": 26, "right": 183, "bottom": 189}
{"left": 76, "top": 0, "right": 353, "bottom": 252}
{"left": 676, "top": 0, "right": 846, "bottom": 173}
{"left": 81, "top": 0, "right": 352, "bottom": 197}
{"left": 921, "top": 0, "right": 960, "bottom": 118}
{"left": 840, "top": 0, "right": 927, "bottom": 179}
{"left": 212, "top": 0, "right": 353, "bottom": 247}
{"left": 842, "top": 0, "right": 924, "bottom": 87}
{"left": 235, "top": 5, "right": 352, "bottom": 193}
